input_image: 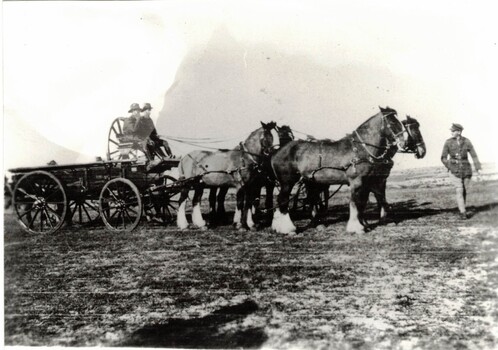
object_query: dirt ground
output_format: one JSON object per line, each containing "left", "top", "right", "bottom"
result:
{"left": 4, "top": 166, "right": 498, "bottom": 349}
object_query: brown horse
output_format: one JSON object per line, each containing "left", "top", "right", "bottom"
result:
{"left": 304, "top": 115, "right": 426, "bottom": 225}
{"left": 366, "top": 115, "right": 426, "bottom": 222}
{"left": 270, "top": 107, "right": 406, "bottom": 234}
{"left": 176, "top": 122, "right": 276, "bottom": 230}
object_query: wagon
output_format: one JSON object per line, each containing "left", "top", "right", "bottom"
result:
{"left": 9, "top": 158, "right": 183, "bottom": 234}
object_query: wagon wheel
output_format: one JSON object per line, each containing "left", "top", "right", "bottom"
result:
{"left": 99, "top": 178, "right": 142, "bottom": 232}
{"left": 144, "top": 175, "right": 181, "bottom": 224}
{"left": 107, "top": 117, "right": 148, "bottom": 161}
{"left": 67, "top": 197, "right": 100, "bottom": 226}
{"left": 12, "top": 171, "right": 68, "bottom": 234}
{"left": 291, "top": 182, "right": 329, "bottom": 215}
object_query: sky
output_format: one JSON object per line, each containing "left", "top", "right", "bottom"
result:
{"left": 2, "top": 0, "right": 498, "bottom": 171}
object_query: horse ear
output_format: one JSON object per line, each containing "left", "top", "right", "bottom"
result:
{"left": 261, "top": 121, "right": 267, "bottom": 128}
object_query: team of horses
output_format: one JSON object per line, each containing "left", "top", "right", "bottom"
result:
{"left": 176, "top": 107, "right": 426, "bottom": 234}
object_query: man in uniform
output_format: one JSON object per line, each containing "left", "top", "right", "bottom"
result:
{"left": 441, "top": 123, "right": 481, "bottom": 219}
{"left": 134, "top": 103, "right": 173, "bottom": 159}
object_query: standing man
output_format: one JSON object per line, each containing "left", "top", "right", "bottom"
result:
{"left": 441, "top": 123, "right": 481, "bottom": 219}
{"left": 135, "top": 103, "right": 173, "bottom": 158}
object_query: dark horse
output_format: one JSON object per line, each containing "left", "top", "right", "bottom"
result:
{"left": 270, "top": 107, "right": 406, "bottom": 234}
{"left": 365, "top": 115, "right": 426, "bottom": 222}
{"left": 303, "top": 115, "right": 426, "bottom": 225}
{"left": 176, "top": 122, "right": 276, "bottom": 230}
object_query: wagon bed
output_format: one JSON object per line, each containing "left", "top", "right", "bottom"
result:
{"left": 9, "top": 158, "right": 182, "bottom": 235}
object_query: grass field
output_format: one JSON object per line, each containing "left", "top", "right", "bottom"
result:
{"left": 4, "top": 165, "right": 498, "bottom": 349}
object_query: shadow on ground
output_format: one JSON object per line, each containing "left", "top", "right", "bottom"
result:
{"left": 288, "top": 200, "right": 498, "bottom": 231}
{"left": 120, "top": 300, "right": 267, "bottom": 348}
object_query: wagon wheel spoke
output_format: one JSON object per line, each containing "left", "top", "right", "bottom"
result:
{"left": 27, "top": 209, "right": 41, "bottom": 229}
{"left": 84, "top": 200, "right": 99, "bottom": 212}
{"left": 18, "top": 206, "right": 36, "bottom": 219}
{"left": 43, "top": 208, "right": 56, "bottom": 228}
{"left": 111, "top": 125, "right": 120, "bottom": 137}
{"left": 17, "top": 188, "right": 39, "bottom": 201}
{"left": 81, "top": 203, "right": 93, "bottom": 222}
{"left": 45, "top": 205, "right": 64, "bottom": 221}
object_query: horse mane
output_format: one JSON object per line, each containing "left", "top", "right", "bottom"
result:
{"left": 355, "top": 106, "right": 398, "bottom": 131}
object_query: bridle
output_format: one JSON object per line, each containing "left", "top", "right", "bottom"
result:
{"left": 399, "top": 120, "right": 425, "bottom": 154}
{"left": 352, "top": 111, "right": 405, "bottom": 161}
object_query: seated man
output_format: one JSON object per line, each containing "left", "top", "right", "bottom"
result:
{"left": 123, "top": 103, "right": 141, "bottom": 139}
{"left": 134, "top": 103, "right": 173, "bottom": 159}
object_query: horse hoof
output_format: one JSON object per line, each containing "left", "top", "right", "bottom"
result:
{"left": 316, "top": 224, "right": 326, "bottom": 232}
{"left": 199, "top": 226, "right": 208, "bottom": 231}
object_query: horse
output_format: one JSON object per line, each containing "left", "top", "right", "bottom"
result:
{"left": 251, "top": 125, "right": 295, "bottom": 217}
{"left": 303, "top": 114, "right": 426, "bottom": 226}
{"left": 365, "top": 115, "right": 426, "bottom": 223}
{"left": 270, "top": 106, "right": 406, "bottom": 234}
{"left": 204, "top": 124, "right": 296, "bottom": 226}
{"left": 176, "top": 121, "right": 276, "bottom": 230}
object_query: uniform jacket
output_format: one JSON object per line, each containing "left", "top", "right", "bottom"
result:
{"left": 441, "top": 136, "right": 481, "bottom": 178}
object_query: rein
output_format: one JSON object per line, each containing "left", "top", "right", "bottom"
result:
{"left": 192, "top": 128, "right": 275, "bottom": 182}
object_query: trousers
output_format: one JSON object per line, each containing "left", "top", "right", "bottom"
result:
{"left": 448, "top": 173, "right": 471, "bottom": 213}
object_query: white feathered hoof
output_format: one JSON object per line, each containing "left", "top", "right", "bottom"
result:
{"left": 192, "top": 203, "right": 206, "bottom": 228}
{"left": 346, "top": 219, "right": 365, "bottom": 234}
{"left": 233, "top": 209, "right": 242, "bottom": 226}
{"left": 177, "top": 201, "right": 189, "bottom": 230}
{"left": 246, "top": 209, "right": 255, "bottom": 230}
{"left": 271, "top": 209, "right": 296, "bottom": 234}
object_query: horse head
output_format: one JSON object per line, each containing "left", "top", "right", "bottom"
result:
{"left": 241, "top": 121, "right": 276, "bottom": 156}
{"left": 379, "top": 106, "right": 406, "bottom": 150}
{"left": 275, "top": 124, "right": 295, "bottom": 147}
{"left": 402, "top": 115, "right": 426, "bottom": 159}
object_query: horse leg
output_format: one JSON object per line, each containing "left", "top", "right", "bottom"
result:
{"left": 252, "top": 183, "right": 262, "bottom": 215}
{"left": 357, "top": 188, "right": 371, "bottom": 228}
{"left": 240, "top": 186, "right": 256, "bottom": 231}
{"left": 233, "top": 187, "right": 244, "bottom": 228}
{"left": 217, "top": 187, "right": 228, "bottom": 218}
{"left": 176, "top": 188, "right": 190, "bottom": 229}
{"left": 261, "top": 182, "right": 274, "bottom": 224}
{"left": 272, "top": 181, "right": 297, "bottom": 234}
{"left": 346, "top": 180, "right": 366, "bottom": 234}
{"left": 372, "top": 181, "right": 389, "bottom": 223}
{"left": 208, "top": 187, "right": 217, "bottom": 222}
{"left": 191, "top": 186, "right": 206, "bottom": 229}
{"left": 264, "top": 182, "right": 274, "bottom": 211}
